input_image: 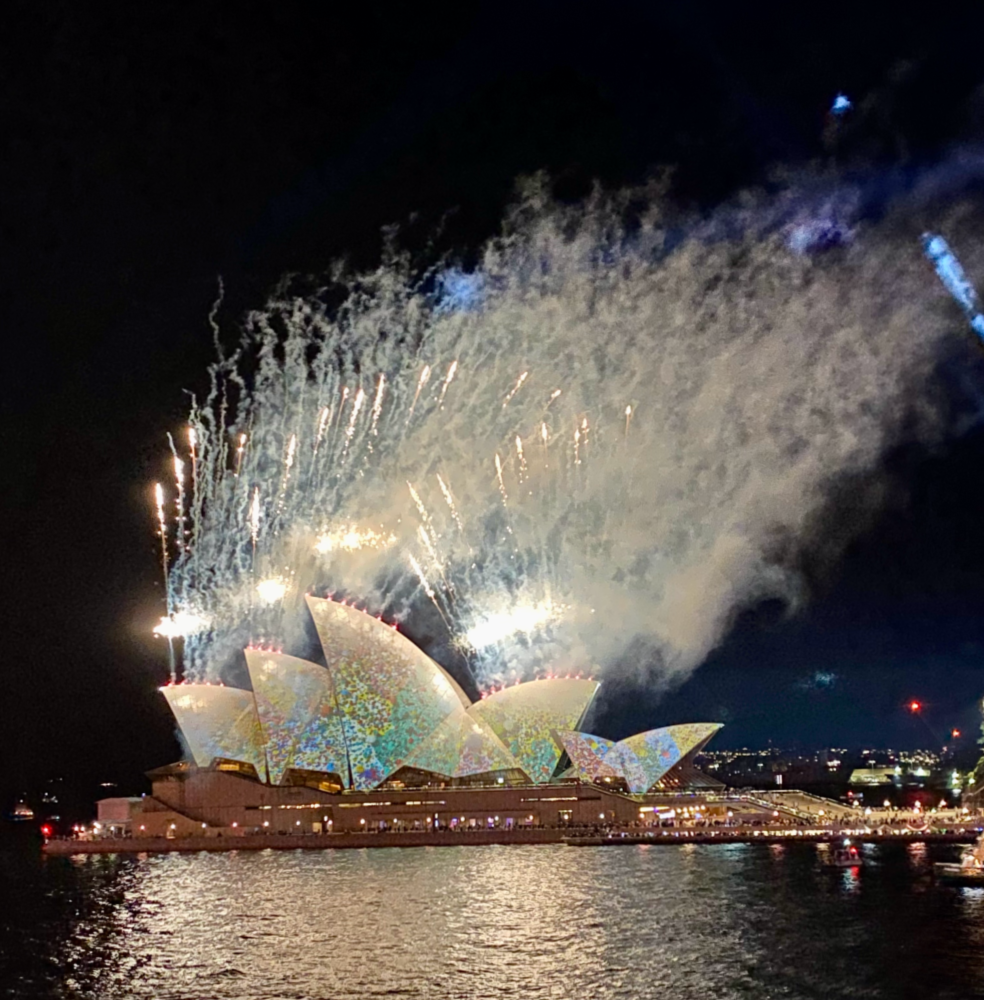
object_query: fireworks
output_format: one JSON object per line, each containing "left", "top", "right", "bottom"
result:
{"left": 466, "top": 601, "right": 564, "bottom": 650}
{"left": 370, "top": 374, "right": 386, "bottom": 437}
{"left": 153, "top": 611, "right": 209, "bottom": 639}
{"left": 148, "top": 180, "right": 956, "bottom": 689}
{"left": 314, "top": 525, "right": 396, "bottom": 554}
{"left": 494, "top": 453, "right": 508, "bottom": 503}
{"left": 502, "top": 371, "right": 529, "bottom": 408}
{"left": 515, "top": 436, "right": 527, "bottom": 481}
{"left": 154, "top": 483, "right": 167, "bottom": 550}
{"left": 256, "top": 578, "right": 288, "bottom": 604}
{"left": 437, "top": 360, "right": 458, "bottom": 408}
{"left": 437, "top": 474, "right": 464, "bottom": 534}
{"left": 342, "top": 387, "right": 366, "bottom": 459}
{"left": 408, "top": 364, "right": 431, "bottom": 421}
{"left": 249, "top": 488, "right": 261, "bottom": 547}
{"left": 313, "top": 409, "right": 330, "bottom": 454}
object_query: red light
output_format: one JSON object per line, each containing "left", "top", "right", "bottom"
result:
{"left": 909, "top": 701, "right": 921, "bottom": 713}
{"left": 40, "top": 824, "right": 52, "bottom": 838}
{"left": 952, "top": 729, "right": 961, "bottom": 738}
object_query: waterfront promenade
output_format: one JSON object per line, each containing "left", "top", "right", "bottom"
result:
{"left": 44, "top": 823, "right": 980, "bottom": 855}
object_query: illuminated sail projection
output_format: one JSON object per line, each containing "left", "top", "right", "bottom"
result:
{"left": 553, "top": 730, "right": 620, "bottom": 780}
{"left": 604, "top": 731, "right": 679, "bottom": 794}
{"left": 245, "top": 650, "right": 348, "bottom": 786}
{"left": 406, "top": 709, "right": 523, "bottom": 779}
{"left": 663, "top": 722, "right": 723, "bottom": 760}
{"left": 161, "top": 600, "right": 721, "bottom": 791}
{"left": 467, "top": 678, "right": 600, "bottom": 783}
{"left": 161, "top": 684, "right": 267, "bottom": 781}
{"left": 306, "top": 595, "right": 464, "bottom": 790}
{"left": 603, "top": 723, "right": 724, "bottom": 793}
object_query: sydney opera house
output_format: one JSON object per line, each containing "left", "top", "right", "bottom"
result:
{"left": 130, "top": 596, "right": 722, "bottom": 838}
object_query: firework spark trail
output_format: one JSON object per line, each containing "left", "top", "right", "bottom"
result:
{"left": 407, "top": 480, "right": 441, "bottom": 558}
{"left": 437, "top": 360, "right": 458, "bottom": 408}
{"left": 502, "top": 371, "right": 529, "bottom": 408}
{"left": 407, "top": 553, "right": 435, "bottom": 599}
{"left": 437, "top": 473, "right": 465, "bottom": 534}
{"left": 279, "top": 434, "right": 297, "bottom": 506}
{"left": 331, "top": 385, "right": 350, "bottom": 463}
{"left": 154, "top": 175, "right": 967, "bottom": 689}
{"left": 370, "top": 374, "right": 386, "bottom": 438}
{"left": 342, "top": 387, "right": 366, "bottom": 461}
{"left": 515, "top": 435, "right": 528, "bottom": 482}
{"left": 407, "top": 365, "right": 431, "bottom": 422}
{"left": 407, "top": 552, "right": 451, "bottom": 627}
{"left": 490, "top": 453, "right": 507, "bottom": 504}
{"left": 155, "top": 483, "right": 169, "bottom": 578}
{"left": 173, "top": 455, "right": 186, "bottom": 551}
{"left": 154, "top": 482, "right": 176, "bottom": 681}
{"left": 188, "top": 426, "right": 198, "bottom": 506}
{"left": 235, "top": 433, "right": 248, "bottom": 476}
{"left": 416, "top": 523, "right": 453, "bottom": 595}
{"left": 249, "top": 488, "right": 261, "bottom": 551}
{"left": 166, "top": 433, "right": 187, "bottom": 553}
{"left": 313, "top": 408, "right": 331, "bottom": 454}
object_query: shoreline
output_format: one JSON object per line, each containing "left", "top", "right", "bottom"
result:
{"left": 43, "top": 827, "right": 978, "bottom": 855}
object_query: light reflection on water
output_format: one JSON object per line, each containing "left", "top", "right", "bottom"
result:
{"left": 4, "top": 842, "right": 984, "bottom": 998}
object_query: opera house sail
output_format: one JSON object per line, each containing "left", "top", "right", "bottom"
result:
{"left": 161, "top": 684, "right": 268, "bottom": 782}
{"left": 555, "top": 723, "right": 723, "bottom": 793}
{"left": 467, "top": 678, "right": 599, "bottom": 783}
{"left": 245, "top": 649, "right": 348, "bottom": 786}
{"left": 160, "top": 594, "right": 722, "bottom": 795}
{"left": 305, "top": 595, "right": 470, "bottom": 789}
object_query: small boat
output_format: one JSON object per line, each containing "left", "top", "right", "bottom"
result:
{"left": 830, "top": 837, "right": 863, "bottom": 867}
{"left": 6, "top": 801, "right": 35, "bottom": 822}
{"left": 935, "top": 833, "right": 984, "bottom": 886}
{"left": 934, "top": 862, "right": 984, "bottom": 887}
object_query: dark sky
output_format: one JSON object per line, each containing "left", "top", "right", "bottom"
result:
{"left": 5, "top": 3, "right": 984, "bottom": 799}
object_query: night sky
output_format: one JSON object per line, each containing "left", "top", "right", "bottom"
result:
{"left": 6, "top": 4, "right": 984, "bottom": 802}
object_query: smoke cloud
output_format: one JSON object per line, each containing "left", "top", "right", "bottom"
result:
{"left": 161, "top": 172, "right": 976, "bottom": 692}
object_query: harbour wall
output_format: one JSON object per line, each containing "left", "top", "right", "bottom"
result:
{"left": 44, "top": 826, "right": 979, "bottom": 855}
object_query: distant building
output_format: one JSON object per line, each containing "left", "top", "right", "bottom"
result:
{"left": 95, "top": 797, "right": 144, "bottom": 838}
{"left": 848, "top": 767, "right": 897, "bottom": 786}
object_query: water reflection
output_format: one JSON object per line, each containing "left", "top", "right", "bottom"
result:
{"left": 839, "top": 865, "right": 861, "bottom": 894}
{"left": 3, "top": 843, "right": 984, "bottom": 998}
{"left": 907, "top": 841, "right": 929, "bottom": 870}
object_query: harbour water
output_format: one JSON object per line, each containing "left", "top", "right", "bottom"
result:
{"left": 3, "top": 838, "right": 984, "bottom": 999}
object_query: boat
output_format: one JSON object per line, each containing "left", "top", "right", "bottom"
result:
{"left": 6, "top": 801, "right": 35, "bottom": 822}
{"left": 829, "top": 837, "right": 863, "bottom": 867}
{"left": 935, "top": 832, "right": 984, "bottom": 886}
{"left": 934, "top": 863, "right": 984, "bottom": 887}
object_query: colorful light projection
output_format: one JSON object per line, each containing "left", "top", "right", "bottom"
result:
{"left": 557, "top": 723, "right": 723, "bottom": 793}
{"left": 467, "top": 678, "right": 599, "bottom": 783}
{"left": 245, "top": 650, "right": 348, "bottom": 786}
{"left": 306, "top": 595, "right": 465, "bottom": 790}
{"left": 406, "top": 710, "right": 522, "bottom": 779}
{"left": 161, "top": 684, "right": 267, "bottom": 781}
